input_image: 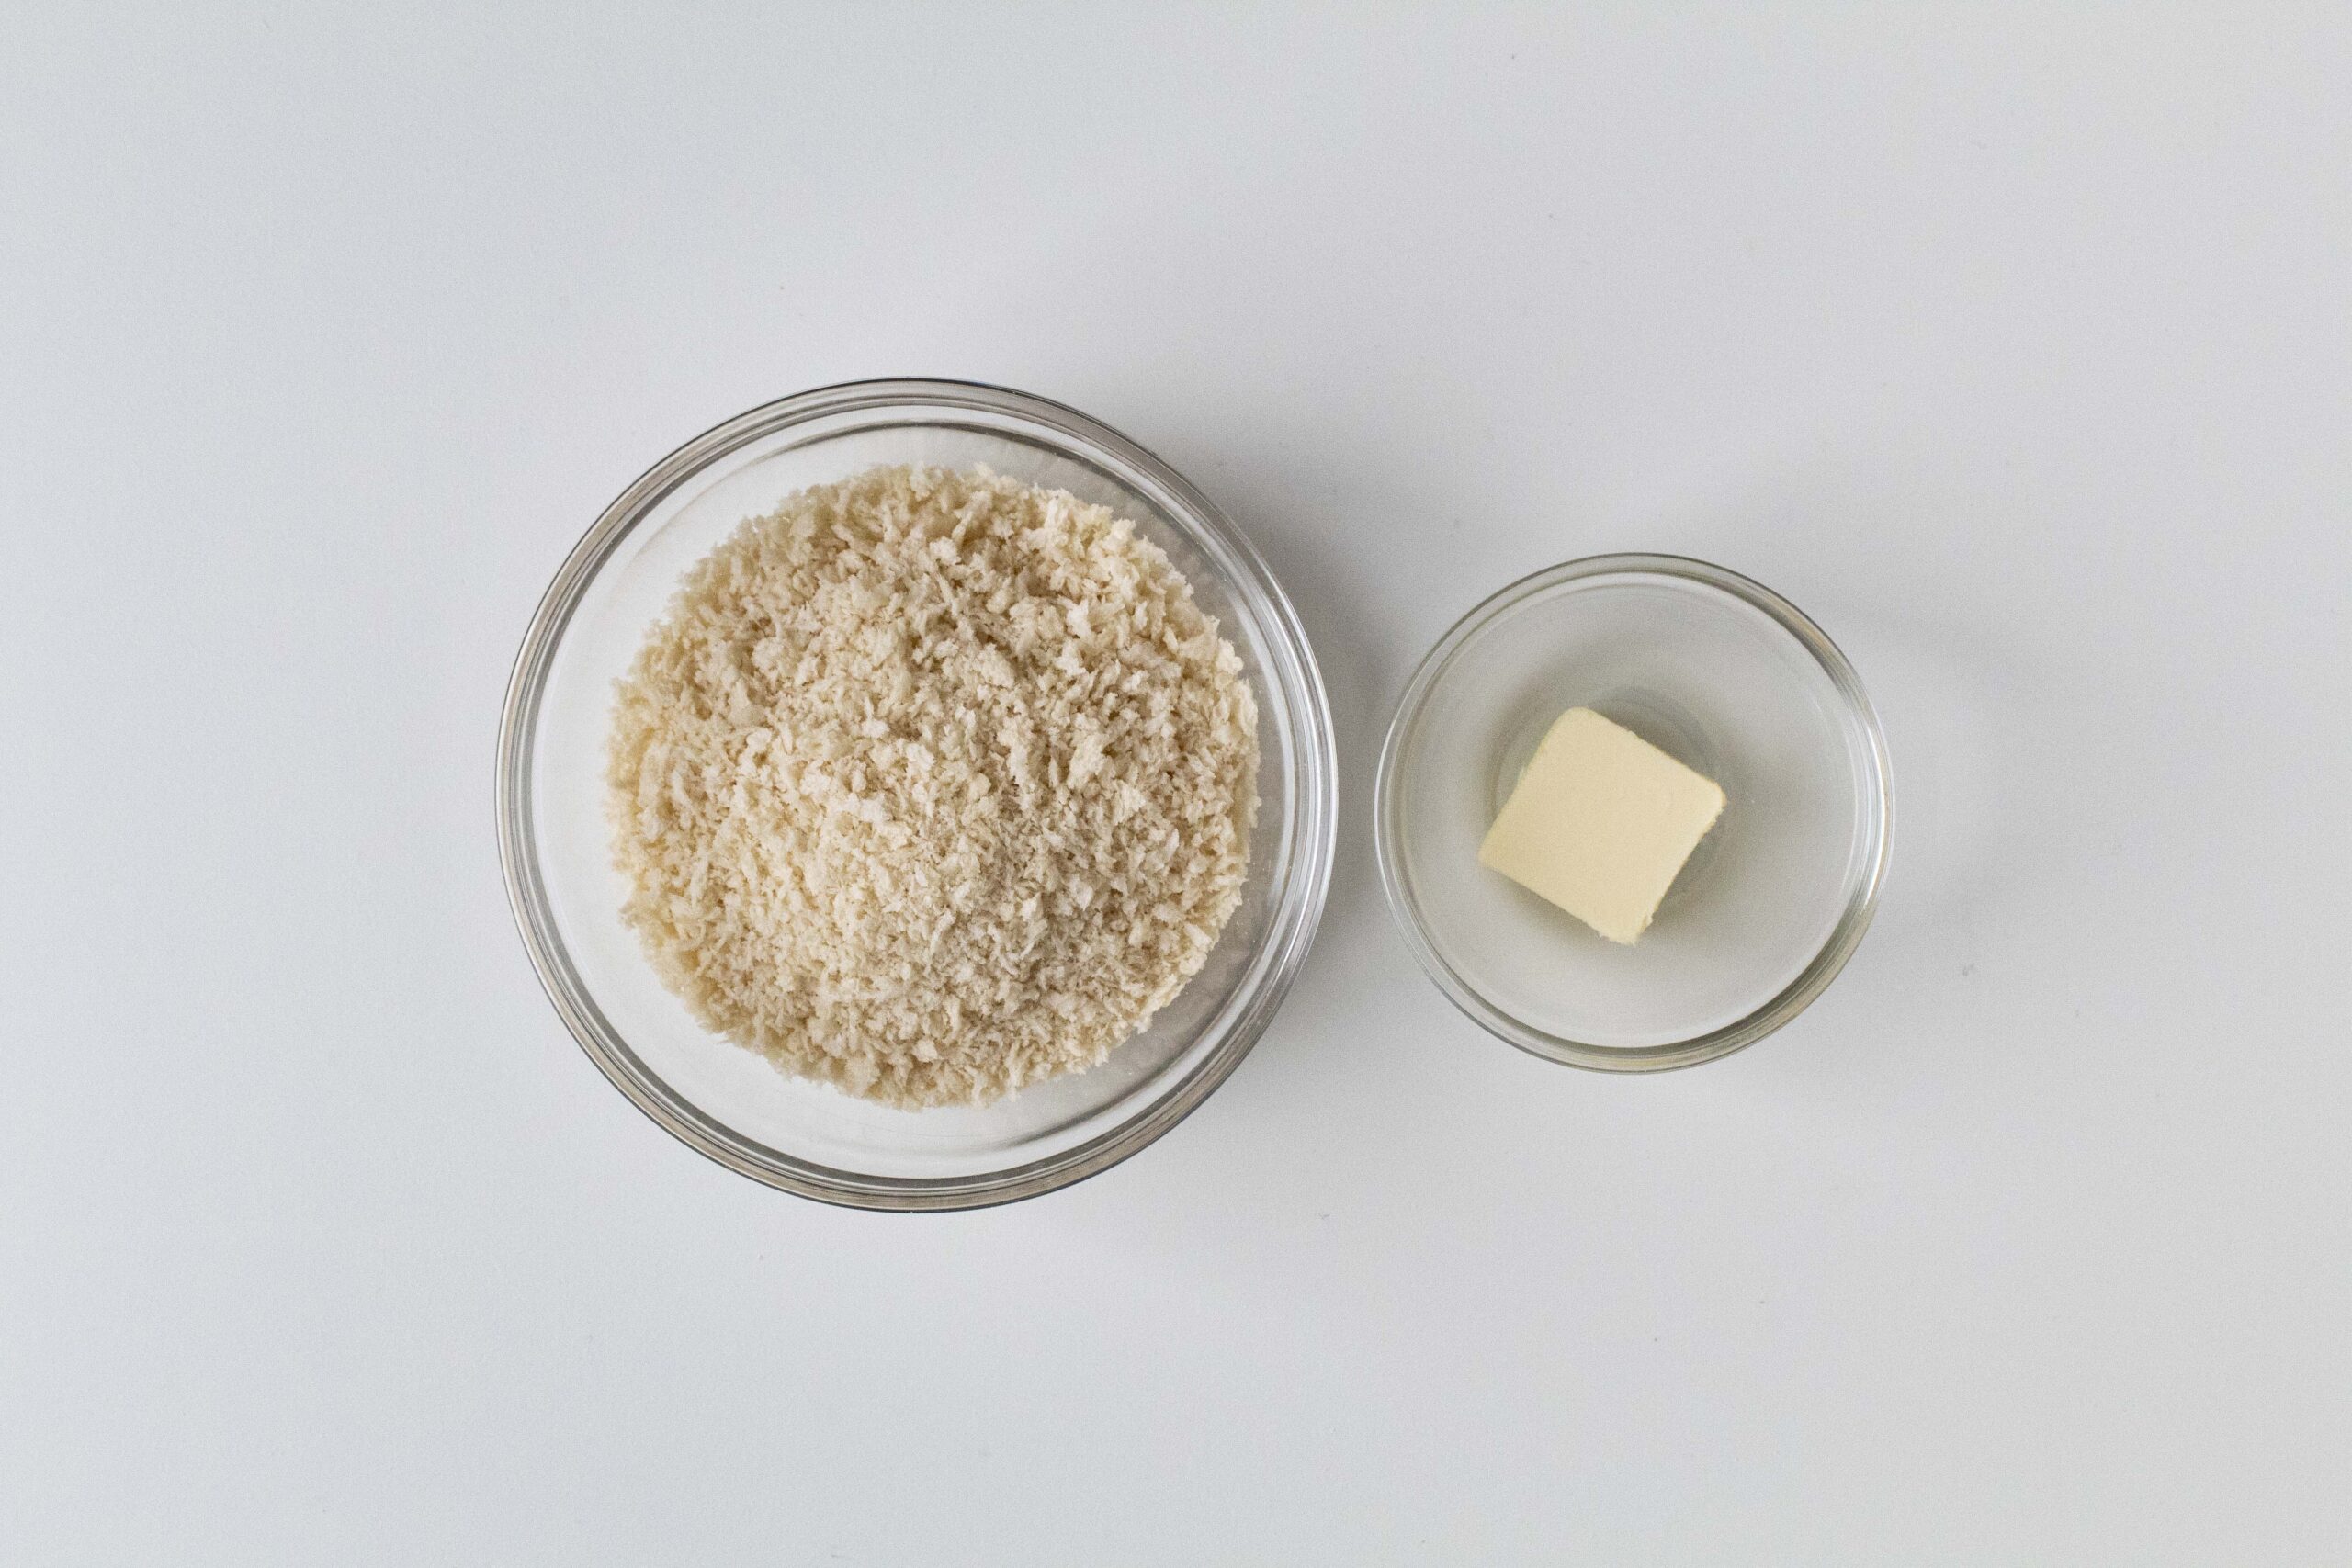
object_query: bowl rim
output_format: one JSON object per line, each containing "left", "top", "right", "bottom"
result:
{"left": 496, "top": 378, "right": 1337, "bottom": 1209}
{"left": 1371, "top": 552, "right": 1893, "bottom": 1072}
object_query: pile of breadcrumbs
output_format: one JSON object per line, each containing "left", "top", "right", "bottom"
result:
{"left": 605, "top": 464, "right": 1259, "bottom": 1108}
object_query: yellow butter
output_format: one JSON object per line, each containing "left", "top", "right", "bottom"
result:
{"left": 1476, "top": 707, "right": 1726, "bottom": 944}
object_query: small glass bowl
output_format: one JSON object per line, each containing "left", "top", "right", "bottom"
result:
{"left": 1374, "top": 555, "right": 1891, "bottom": 1071}
{"left": 497, "top": 380, "right": 1336, "bottom": 1209}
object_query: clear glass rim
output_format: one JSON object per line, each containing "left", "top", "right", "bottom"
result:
{"left": 1372, "top": 553, "right": 1894, "bottom": 1073}
{"left": 496, "top": 378, "right": 1338, "bottom": 1209}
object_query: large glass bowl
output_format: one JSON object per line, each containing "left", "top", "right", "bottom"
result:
{"left": 498, "top": 380, "right": 1336, "bottom": 1209}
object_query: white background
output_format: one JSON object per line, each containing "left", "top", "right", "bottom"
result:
{"left": 6, "top": 5, "right": 2347, "bottom": 1562}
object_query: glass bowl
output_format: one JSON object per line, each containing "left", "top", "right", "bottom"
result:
{"left": 498, "top": 380, "right": 1336, "bottom": 1209}
{"left": 1374, "top": 555, "right": 1891, "bottom": 1071}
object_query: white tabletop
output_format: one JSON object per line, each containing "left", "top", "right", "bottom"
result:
{"left": 6, "top": 6, "right": 2347, "bottom": 1562}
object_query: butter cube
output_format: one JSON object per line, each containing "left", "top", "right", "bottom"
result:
{"left": 1477, "top": 707, "right": 1726, "bottom": 944}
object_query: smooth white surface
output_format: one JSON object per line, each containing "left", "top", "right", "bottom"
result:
{"left": 5, "top": 5, "right": 2346, "bottom": 1562}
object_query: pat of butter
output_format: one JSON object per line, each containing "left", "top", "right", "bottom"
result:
{"left": 1477, "top": 707, "right": 1726, "bottom": 945}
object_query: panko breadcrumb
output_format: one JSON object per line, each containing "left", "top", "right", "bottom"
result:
{"left": 605, "top": 464, "right": 1259, "bottom": 1107}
